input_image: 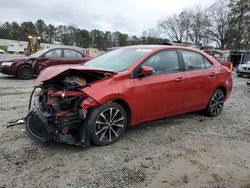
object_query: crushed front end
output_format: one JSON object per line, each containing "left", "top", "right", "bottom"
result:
{"left": 25, "top": 69, "right": 110, "bottom": 146}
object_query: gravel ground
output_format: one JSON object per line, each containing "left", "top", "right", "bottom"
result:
{"left": 0, "top": 73, "right": 250, "bottom": 188}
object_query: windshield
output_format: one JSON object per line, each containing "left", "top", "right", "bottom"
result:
{"left": 29, "top": 48, "right": 49, "bottom": 58}
{"left": 84, "top": 48, "right": 152, "bottom": 71}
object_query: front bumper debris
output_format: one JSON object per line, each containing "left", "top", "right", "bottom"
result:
{"left": 26, "top": 113, "right": 53, "bottom": 143}
{"left": 25, "top": 93, "right": 92, "bottom": 147}
{"left": 25, "top": 110, "right": 91, "bottom": 147}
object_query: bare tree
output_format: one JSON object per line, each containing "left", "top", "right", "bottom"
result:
{"left": 188, "top": 7, "right": 210, "bottom": 46}
{"left": 206, "top": 0, "right": 233, "bottom": 48}
{"left": 158, "top": 14, "right": 188, "bottom": 43}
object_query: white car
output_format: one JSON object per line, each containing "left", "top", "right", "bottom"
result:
{"left": 0, "top": 49, "right": 4, "bottom": 55}
{"left": 237, "top": 61, "right": 250, "bottom": 77}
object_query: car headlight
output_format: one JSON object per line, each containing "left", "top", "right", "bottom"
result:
{"left": 1, "top": 62, "right": 13, "bottom": 66}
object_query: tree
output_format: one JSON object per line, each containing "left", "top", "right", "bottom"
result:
{"left": 206, "top": 0, "right": 234, "bottom": 48}
{"left": 0, "top": 22, "right": 12, "bottom": 39}
{"left": 35, "top": 19, "right": 47, "bottom": 41}
{"left": 45, "top": 24, "right": 56, "bottom": 43}
{"left": 189, "top": 7, "right": 210, "bottom": 46}
{"left": 158, "top": 13, "right": 189, "bottom": 43}
{"left": 229, "top": 0, "right": 250, "bottom": 49}
{"left": 11, "top": 22, "right": 21, "bottom": 40}
{"left": 20, "top": 21, "right": 36, "bottom": 40}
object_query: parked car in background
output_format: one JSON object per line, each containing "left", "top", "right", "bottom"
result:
{"left": 25, "top": 45, "right": 233, "bottom": 147}
{"left": 0, "top": 47, "right": 91, "bottom": 79}
{"left": 0, "top": 49, "right": 4, "bottom": 55}
{"left": 237, "top": 61, "right": 250, "bottom": 77}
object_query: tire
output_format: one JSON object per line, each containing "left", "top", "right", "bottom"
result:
{"left": 205, "top": 89, "right": 225, "bottom": 117}
{"left": 88, "top": 102, "right": 127, "bottom": 146}
{"left": 16, "top": 65, "right": 34, "bottom": 79}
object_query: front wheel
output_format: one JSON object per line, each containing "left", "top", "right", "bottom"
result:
{"left": 88, "top": 102, "right": 127, "bottom": 146}
{"left": 16, "top": 65, "right": 34, "bottom": 79}
{"left": 205, "top": 89, "right": 225, "bottom": 117}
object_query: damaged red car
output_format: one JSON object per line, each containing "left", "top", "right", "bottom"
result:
{"left": 0, "top": 47, "right": 91, "bottom": 79}
{"left": 26, "top": 45, "right": 233, "bottom": 147}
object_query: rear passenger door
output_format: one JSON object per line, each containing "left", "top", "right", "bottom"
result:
{"left": 62, "top": 49, "right": 83, "bottom": 65}
{"left": 181, "top": 50, "right": 216, "bottom": 111}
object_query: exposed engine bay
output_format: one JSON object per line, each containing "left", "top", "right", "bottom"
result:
{"left": 26, "top": 70, "right": 111, "bottom": 146}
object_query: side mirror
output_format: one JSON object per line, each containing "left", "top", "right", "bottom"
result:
{"left": 141, "top": 66, "right": 154, "bottom": 75}
{"left": 137, "top": 66, "right": 154, "bottom": 77}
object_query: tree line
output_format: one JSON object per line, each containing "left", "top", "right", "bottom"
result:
{"left": 0, "top": 20, "right": 168, "bottom": 51}
{"left": 158, "top": 0, "right": 250, "bottom": 50}
{"left": 0, "top": 0, "right": 249, "bottom": 50}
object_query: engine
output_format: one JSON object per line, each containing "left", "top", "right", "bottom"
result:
{"left": 35, "top": 76, "right": 88, "bottom": 142}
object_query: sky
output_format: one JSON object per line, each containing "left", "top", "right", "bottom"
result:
{"left": 0, "top": 0, "right": 216, "bottom": 36}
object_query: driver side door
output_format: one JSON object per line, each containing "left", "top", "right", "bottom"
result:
{"left": 36, "top": 49, "right": 63, "bottom": 73}
{"left": 131, "top": 50, "right": 185, "bottom": 123}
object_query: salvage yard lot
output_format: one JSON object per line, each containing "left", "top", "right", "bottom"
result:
{"left": 0, "top": 73, "right": 250, "bottom": 188}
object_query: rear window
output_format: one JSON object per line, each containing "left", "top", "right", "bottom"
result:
{"left": 182, "top": 51, "right": 205, "bottom": 70}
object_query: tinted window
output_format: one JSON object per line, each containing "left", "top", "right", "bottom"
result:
{"left": 143, "top": 50, "right": 180, "bottom": 74}
{"left": 45, "top": 49, "right": 62, "bottom": 58}
{"left": 182, "top": 51, "right": 205, "bottom": 70}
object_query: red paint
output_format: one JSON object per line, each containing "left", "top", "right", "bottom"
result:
{"left": 37, "top": 45, "right": 233, "bottom": 126}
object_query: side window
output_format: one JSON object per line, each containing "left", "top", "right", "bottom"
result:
{"left": 204, "top": 57, "right": 213, "bottom": 68}
{"left": 45, "top": 49, "right": 62, "bottom": 58}
{"left": 143, "top": 50, "right": 180, "bottom": 74}
{"left": 182, "top": 51, "right": 205, "bottom": 70}
{"left": 64, "top": 49, "right": 78, "bottom": 58}
{"left": 76, "top": 52, "right": 82, "bottom": 58}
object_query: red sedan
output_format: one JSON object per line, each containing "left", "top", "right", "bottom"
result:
{"left": 0, "top": 47, "right": 91, "bottom": 79}
{"left": 25, "top": 45, "right": 233, "bottom": 147}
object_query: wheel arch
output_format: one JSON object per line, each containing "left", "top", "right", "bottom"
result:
{"left": 205, "top": 85, "right": 227, "bottom": 108}
{"left": 110, "top": 98, "right": 132, "bottom": 127}
{"left": 215, "top": 85, "right": 227, "bottom": 96}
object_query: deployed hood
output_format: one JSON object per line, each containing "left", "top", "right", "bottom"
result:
{"left": 36, "top": 64, "right": 117, "bottom": 83}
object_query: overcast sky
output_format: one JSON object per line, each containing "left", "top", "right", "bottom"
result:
{"left": 0, "top": 0, "right": 216, "bottom": 35}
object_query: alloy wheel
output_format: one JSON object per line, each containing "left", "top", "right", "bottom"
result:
{"left": 210, "top": 91, "right": 224, "bottom": 115}
{"left": 95, "top": 107, "right": 125, "bottom": 142}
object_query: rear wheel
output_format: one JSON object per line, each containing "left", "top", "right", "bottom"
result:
{"left": 205, "top": 89, "right": 225, "bottom": 117}
{"left": 89, "top": 102, "right": 127, "bottom": 146}
{"left": 17, "top": 65, "right": 34, "bottom": 79}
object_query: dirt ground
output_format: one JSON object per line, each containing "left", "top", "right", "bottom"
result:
{"left": 0, "top": 72, "right": 250, "bottom": 188}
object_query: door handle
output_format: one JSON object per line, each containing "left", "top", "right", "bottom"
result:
{"left": 175, "top": 77, "right": 185, "bottom": 82}
{"left": 209, "top": 72, "right": 216, "bottom": 77}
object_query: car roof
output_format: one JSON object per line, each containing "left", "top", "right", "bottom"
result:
{"left": 119, "top": 45, "right": 203, "bottom": 54}
{"left": 47, "top": 46, "right": 81, "bottom": 51}
{"left": 122, "top": 44, "right": 199, "bottom": 50}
